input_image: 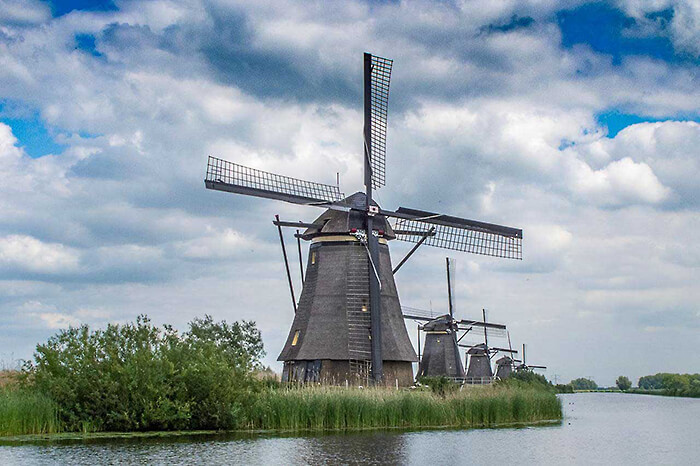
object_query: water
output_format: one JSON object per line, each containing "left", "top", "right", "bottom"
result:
{"left": 1, "top": 393, "right": 699, "bottom": 465}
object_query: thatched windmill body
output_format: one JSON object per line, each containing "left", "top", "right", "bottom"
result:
{"left": 204, "top": 53, "right": 522, "bottom": 386}
{"left": 403, "top": 258, "right": 508, "bottom": 380}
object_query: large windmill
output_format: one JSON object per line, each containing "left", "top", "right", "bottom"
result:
{"left": 204, "top": 53, "right": 522, "bottom": 385}
{"left": 403, "top": 258, "right": 508, "bottom": 380}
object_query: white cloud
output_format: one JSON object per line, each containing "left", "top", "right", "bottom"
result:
{"left": 569, "top": 156, "right": 670, "bottom": 206}
{"left": 0, "top": 0, "right": 50, "bottom": 25}
{"left": 0, "top": 235, "right": 80, "bottom": 274}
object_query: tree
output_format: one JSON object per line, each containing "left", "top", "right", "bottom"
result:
{"left": 616, "top": 376, "right": 632, "bottom": 391}
{"left": 570, "top": 377, "right": 598, "bottom": 390}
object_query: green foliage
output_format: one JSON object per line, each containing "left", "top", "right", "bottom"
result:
{"left": 509, "top": 370, "right": 552, "bottom": 388}
{"left": 21, "top": 315, "right": 264, "bottom": 432}
{"left": 0, "top": 388, "right": 61, "bottom": 436}
{"left": 416, "top": 376, "right": 459, "bottom": 396}
{"left": 616, "top": 376, "right": 632, "bottom": 391}
{"left": 244, "top": 385, "right": 562, "bottom": 431}
{"left": 554, "top": 384, "right": 574, "bottom": 393}
{"left": 637, "top": 373, "right": 700, "bottom": 398}
{"left": 570, "top": 378, "right": 598, "bottom": 390}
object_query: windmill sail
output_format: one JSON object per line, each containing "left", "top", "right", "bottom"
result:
{"left": 366, "top": 54, "right": 392, "bottom": 190}
{"left": 205, "top": 157, "right": 344, "bottom": 205}
{"left": 386, "top": 207, "right": 522, "bottom": 259}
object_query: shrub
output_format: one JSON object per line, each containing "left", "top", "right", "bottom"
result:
{"left": 416, "top": 376, "right": 459, "bottom": 396}
{"left": 22, "top": 315, "right": 264, "bottom": 432}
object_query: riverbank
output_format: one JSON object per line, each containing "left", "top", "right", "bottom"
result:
{"left": 626, "top": 388, "right": 700, "bottom": 399}
{"left": 1, "top": 384, "right": 562, "bottom": 439}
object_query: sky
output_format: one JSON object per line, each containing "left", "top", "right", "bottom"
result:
{"left": 0, "top": 0, "right": 698, "bottom": 386}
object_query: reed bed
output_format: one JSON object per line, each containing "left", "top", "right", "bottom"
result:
{"left": 0, "top": 388, "right": 61, "bottom": 436}
{"left": 245, "top": 385, "right": 562, "bottom": 432}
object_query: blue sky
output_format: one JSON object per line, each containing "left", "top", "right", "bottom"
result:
{"left": 0, "top": 0, "right": 698, "bottom": 385}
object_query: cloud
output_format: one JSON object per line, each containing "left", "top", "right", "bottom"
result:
{"left": 569, "top": 156, "right": 670, "bottom": 206}
{"left": 0, "top": 235, "right": 80, "bottom": 274}
{"left": 0, "top": 0, "right": 698, "bottom": 386}
{"left": 0, "top": 0, "right": 50, "bottom": 25}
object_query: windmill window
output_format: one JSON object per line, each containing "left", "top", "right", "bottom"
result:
{"left": 311, "top": 251, "right": 317, "bottom": 265}
{"left": 291, "top": 330, "right": 300, "bottom": 346}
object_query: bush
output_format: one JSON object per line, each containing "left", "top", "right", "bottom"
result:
{"left": 616, "top": 376, "right": 632, "bottom": 391}
{"left": 416, "top": 376, "right": 459, "bottom": 396}
{"left": 570, "top": 378, "right": 597, "bottom": 390}
{"left": 21, "top": 315, "right": 264, "bottom": 432}
{"left": 554, "top": 384, "right": 574, "bottom": 393}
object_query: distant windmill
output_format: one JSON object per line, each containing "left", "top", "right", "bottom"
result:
{"left": 403, "top": 258, "right": 508, "bottom": 379}
{"left": 516, "top": 343, "right": 547, "bottom": 373}
{"left": 204, "top": 53, "right": 523, "bottom": 385}
{"left": 495, "top": 331, "right": 517, "bottom": 379}
{"left": 460, "top": 310, "right": 518, "bottom": 383}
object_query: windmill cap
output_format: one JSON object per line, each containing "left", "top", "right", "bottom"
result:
{"left": 300, "top": 192, "right": 396, "bottom": 240}
{"left": 423, "top": 314, "right": 458, "bottom": 332}
{"left": 467, "top": 343, "right": 489, "bottom": 354}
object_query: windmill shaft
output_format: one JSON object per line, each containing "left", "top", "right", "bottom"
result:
{"left": 364, "top": 53, "right": 383, "bottom": 384}
{"left": 446, "top": 258, "right": 453, "bottom": 318}
{"left": 296, "top": 230, "right": 304, "bottom": 285}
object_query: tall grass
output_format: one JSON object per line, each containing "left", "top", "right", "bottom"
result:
{"left": 244, "top": 385, "right": 562, "bottom": 432}
{"left": 0, "top": 388, "right": 61, "bottom": 436}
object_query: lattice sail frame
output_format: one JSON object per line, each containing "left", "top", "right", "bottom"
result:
{"left": 368, "top": 55, "right": 392, "bottom": 189}
{"left": 402, "top": 307, "right": 507, "bottom": 338}
{"left": 392, "top": 217, "right": 522, "bottom": 260}
{"left": 205, "top": 156, "right": 343, "bottom": 204}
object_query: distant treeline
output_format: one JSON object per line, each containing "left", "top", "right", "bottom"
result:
{"left": 632, "top": 373, "right": 700, "bottom": 398}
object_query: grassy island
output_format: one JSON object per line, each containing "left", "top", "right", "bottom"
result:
{"left": 0, "top": 316, "right": 562, "bottom": 440}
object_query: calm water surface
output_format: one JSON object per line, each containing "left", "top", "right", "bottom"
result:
{"left": 1, "top": 393, "right": 699, "bottom": 465}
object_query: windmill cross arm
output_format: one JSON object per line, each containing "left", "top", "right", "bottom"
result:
{"left": 457, "top": 319, "right": 506, "bottom": 330}
{"left": 205, "top": 157, "right": 345, "bottom": 207}
{"left": 386, "top": 207, "right": 522, "bottom": 238}
{"left": 527, "top": 365, "right": 547, "bottom": 369}
{"left": 272, "top": 219, "right": 317, "bottom": 229}
{"left": 490, "top": 347, "right": 518, "bottom": 353}
{"left": 381, "top": 206, "right": 523, "bottom": 260}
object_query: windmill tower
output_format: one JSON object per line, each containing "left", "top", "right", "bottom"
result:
{"left": 403, "top": 258, "right": 508, "bottom": 380}
{"left": 204, "top": 53, "right": 523, "bottom": 385}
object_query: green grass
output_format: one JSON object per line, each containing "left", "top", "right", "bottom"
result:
{"left": 0, "top": 384, "right": 562, "bottom": 438}
{"left": 244, "top": 385, "right": 562, "bottom": 432}
{"left": 0, "top": 388, "right": 61, "bottom": 436}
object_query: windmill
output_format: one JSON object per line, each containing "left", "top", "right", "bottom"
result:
{"left": 403, "top": 258, "right": 508, "bottom": 380}
{"left": 460, "top": 310, "right": 518, "bottom": 383}
{"left": 516, "top": 343, "right": 547, "bottom": 373}
{"left": 204, "top": 53, "right": 523, "bottom": 385}
{"left": 495, "top": 331, "right": 517, "bottom": 379}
